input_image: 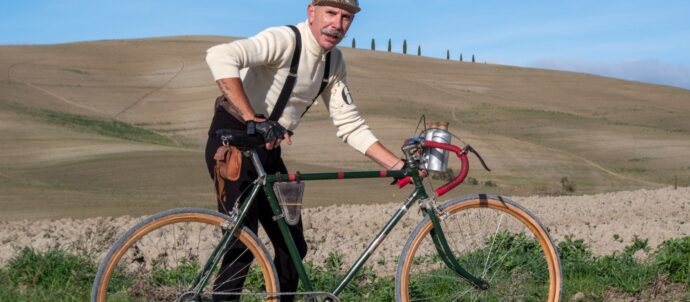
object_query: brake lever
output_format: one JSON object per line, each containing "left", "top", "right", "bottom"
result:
{"left": 464, "top": 145, "right": 491, "bottom": 172}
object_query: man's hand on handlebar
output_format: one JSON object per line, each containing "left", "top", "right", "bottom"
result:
{"left": 391, "top": 160, "right": 427, "bottom": 185}
{"left": 246, "top": 117, "right": 292, "bottom": 150}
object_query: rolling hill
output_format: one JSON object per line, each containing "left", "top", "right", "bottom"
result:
{"left": 1, "top": 36, "right": 689, "bottom": 220}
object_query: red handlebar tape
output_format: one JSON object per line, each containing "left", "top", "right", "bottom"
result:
{"left": 396, "top": 141, "right": 470, "bottom": 196}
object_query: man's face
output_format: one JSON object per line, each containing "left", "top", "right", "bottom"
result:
{"left": 308, "top": 5, "right": 354, "bottom": 50}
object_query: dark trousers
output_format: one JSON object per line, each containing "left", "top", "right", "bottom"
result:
{"left": 205, "top": 108, "right": 307, "bottom": 302}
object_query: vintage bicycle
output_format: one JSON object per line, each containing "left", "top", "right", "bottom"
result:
{"left": 91, "top": 122, "right": 563, "bottom": 301}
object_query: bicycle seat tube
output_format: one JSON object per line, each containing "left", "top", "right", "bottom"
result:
{"left": 250, "top": 148, "right": 317, "bottom": 293}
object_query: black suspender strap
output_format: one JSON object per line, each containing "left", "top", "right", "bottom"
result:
{"left": 301, "top": 52, "right": 331, "bottom": 118}
{"left": 269, "top": 25, "right": 302, "bottom": 121}
{"left": 269, "top": 25, "right": 332, "bottom": 121}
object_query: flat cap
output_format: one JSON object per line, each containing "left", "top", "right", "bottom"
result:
{"left": 312, "top": 0, "right": 361, "bottom": 14}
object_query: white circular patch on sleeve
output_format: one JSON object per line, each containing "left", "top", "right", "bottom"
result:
{"left": 341, "top": 86, "right": 354, "bottom": 105}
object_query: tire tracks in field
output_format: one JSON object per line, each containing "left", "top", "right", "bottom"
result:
{"left": 7, "top": 59, "right": 185, "bottom": 147}
{"left": 114, "top": 57, "right": 185, "bottom": 120}
{"left": 7, "top": 61, "right": 106, "bottom": 115}
{"left": 451, "top": 106, "right": 666, "bottom": 188}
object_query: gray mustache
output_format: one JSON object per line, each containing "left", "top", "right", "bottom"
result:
{"left": 321, "top": 28, "right": 343, "bottom": 39}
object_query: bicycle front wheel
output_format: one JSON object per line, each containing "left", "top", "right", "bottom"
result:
{"left": 92, "top": 208, "right": 279, "bottom": 302}
{"left": 396, "top": 194, "right": 562, "bottom": 301}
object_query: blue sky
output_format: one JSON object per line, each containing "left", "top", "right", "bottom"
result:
{"left": 2, "top": 0, "right": 689, "bottom": 90}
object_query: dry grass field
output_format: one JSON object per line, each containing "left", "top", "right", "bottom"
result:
{"left": 1, "top": 36, "right": 689, "bottom": 220}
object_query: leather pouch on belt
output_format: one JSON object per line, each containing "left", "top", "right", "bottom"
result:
{"left": 214, "top": 145, "right": 242, "bottom": 181}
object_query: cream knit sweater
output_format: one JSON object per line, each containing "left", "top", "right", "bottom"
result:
{"left": 206, "top": 21, "right": 378, "bottom": 154}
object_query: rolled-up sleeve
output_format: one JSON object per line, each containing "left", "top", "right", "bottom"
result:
{"left": 205, "top": 27, "right": 292, "bottom": 80}
{"left": 323, "top": 74, "right": 378, "bottom": 154}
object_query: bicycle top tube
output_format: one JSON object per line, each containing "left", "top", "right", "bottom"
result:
{"left": 215, "top": 128, "right": 417, "bottom": 183}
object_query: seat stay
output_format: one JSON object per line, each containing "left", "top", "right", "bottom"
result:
{"left": 189, "top": 150, "right": 267, "bottom": 296}
{"left": 189, "top": 178, "right": 264, "bottom": 297}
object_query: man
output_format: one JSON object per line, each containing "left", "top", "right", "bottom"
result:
{"left": 204, "top": 1, "right": 405, "bottom": 300}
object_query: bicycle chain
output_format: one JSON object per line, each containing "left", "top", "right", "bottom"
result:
{"left": 180, "top": 290, "right": 340, "bottom": 302}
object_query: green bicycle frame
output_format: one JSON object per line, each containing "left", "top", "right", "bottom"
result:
{"left": 191, "top": 149, "right": 487, "bottom": 299}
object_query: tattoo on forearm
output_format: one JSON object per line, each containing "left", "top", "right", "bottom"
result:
{"left": 219, "top": 81, "right": 233, "bottom": 95}
{"left": 216, "top": 80, "right": 246, "bottom": 122}
{"left": 222, "top": 100, "right": 244, "bottom": 122}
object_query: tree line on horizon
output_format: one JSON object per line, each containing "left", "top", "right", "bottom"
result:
{"left": 351, "top": 37, "right": 476, "bottom": 63}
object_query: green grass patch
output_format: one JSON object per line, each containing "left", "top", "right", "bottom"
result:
{"left": 655, "top": 237, "right": 690, "bottom": 285}
{"left": 0, "top": 248, "right": 95, "bottom": 301}
{"left": 559, "top": 235, "right": 658, "bottom": 298}
{"left": 299, "top": 252, "right": 396, "bottom": 301}
{"left": 1, "top": 236, "right": 689, "bottom": 301}
{"left": 616, "top": 167, "right": 648, "bottom": 174}
{"left": 150, "top": 258, "right": 200, "bottom": 287}
{"left": 4, "top": 101, "right": 175, "bottom": 146}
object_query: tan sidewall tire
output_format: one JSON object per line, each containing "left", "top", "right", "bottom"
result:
{"left": 92, "top": 208, "right": 278, "bottom": 302}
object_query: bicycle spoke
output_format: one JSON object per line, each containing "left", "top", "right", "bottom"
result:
{"left": 452, "top": 287, "right": 473, "bottom": 301}
{"left": 215, "top": 260, "right": 252, "bottom": 291}
{"left": 211, "top": 239, "right": 250, "bottom": 291}
{"left": 482, "top": 213, "right": 506, "bottom": 279}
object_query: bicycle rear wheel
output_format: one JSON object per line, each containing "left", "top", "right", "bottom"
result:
{"left": 396, "top": 194, "right": 562, "bottom": 301}
{"left": 91, "top": 208, "right": 278, "bottom": 302}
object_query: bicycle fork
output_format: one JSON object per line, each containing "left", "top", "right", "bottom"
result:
{"left": 427, "top": 207, "right": 490, "bottom": 290}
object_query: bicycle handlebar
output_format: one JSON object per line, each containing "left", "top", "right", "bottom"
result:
{"left": 396, "top": 141, "right": 470, "bottom": 197}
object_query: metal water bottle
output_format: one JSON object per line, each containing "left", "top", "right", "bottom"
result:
{"left": 422, "top": 121, "right": 452, "bottom": 172}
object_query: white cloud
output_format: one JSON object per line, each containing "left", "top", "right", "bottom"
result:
{"left": 530, "top": 58, "right": 690, "bottom": 90}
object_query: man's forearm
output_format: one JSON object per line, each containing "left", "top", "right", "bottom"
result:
{"left": 365, "top": 142, "right": 404, "bottom": 170}
{"left": 216, "top": 78, "right": 256, "bottom": 122}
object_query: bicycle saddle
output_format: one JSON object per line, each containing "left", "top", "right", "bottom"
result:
{"left": 215, "top": 128, "right": 266, "bottom": 148}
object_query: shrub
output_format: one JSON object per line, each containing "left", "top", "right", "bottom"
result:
{"left": 466, "top": 176, "right": 479, "bottom": 185}
{"left": 561, "top": 176, "right": 577, "bottom": 193}
{"left": 431, "top": 168, "right": 455, "bottom": 182}
{"left": 655, "top": 237, "right": 690, "bottom": 284}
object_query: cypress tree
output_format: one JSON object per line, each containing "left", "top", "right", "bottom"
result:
{"left": 460, "top": 53, "right": 463, "bottom": 62}
{"left": 446, "top": 49, "right": 450, "bottom": 60}
{"left": 472, "top": 54, "right": 475, "bottom": 63}
{"left": 387, "top": 39, "right": 392, "bottom": 52}
{"left": 417, "top": 45, "right": 421, "bottom": 56}
{"left": 403, "top": 39, "right": 408, "bottom": 55}
{"left": 371, "top": 38, "right": 376, "bottom": 51}
{"left": 352, "top": 38, "right": 356, "bottom": 48}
